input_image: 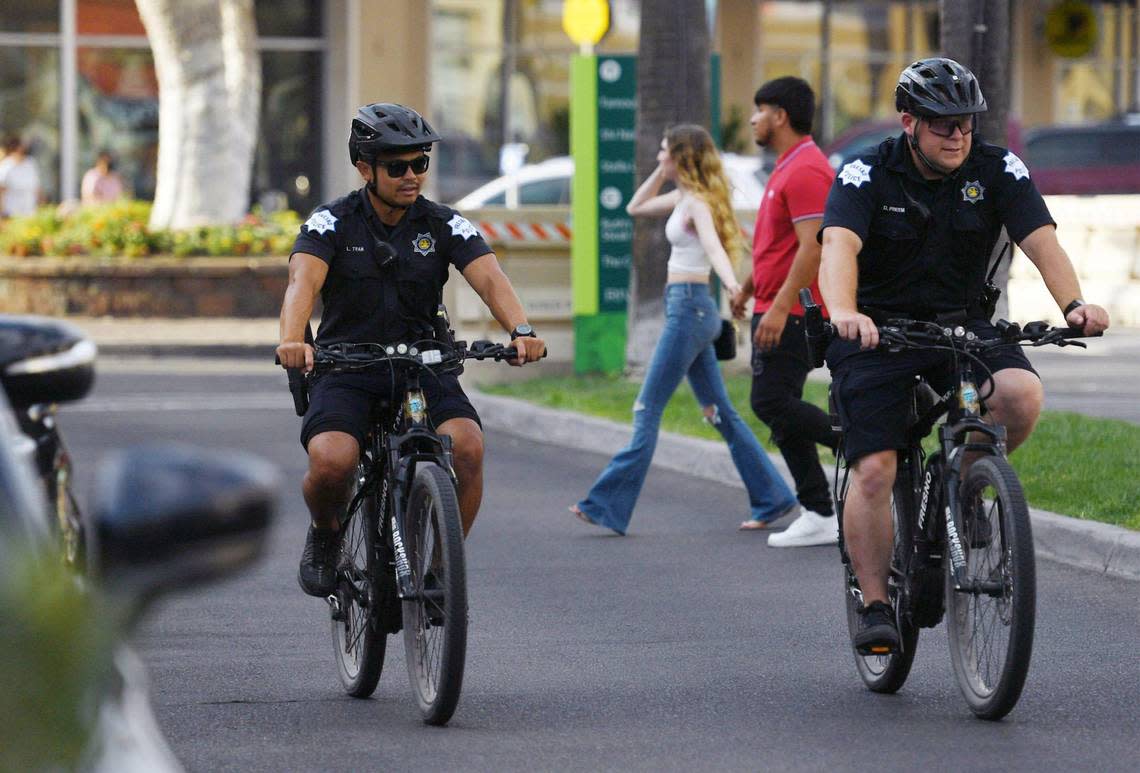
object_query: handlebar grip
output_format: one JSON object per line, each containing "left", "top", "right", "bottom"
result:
{"left": 286, "top": 367, "right": 308, "bottom": 416}
{"left": 276, "top": 341, "right": 311, "bottom": 417}
{"left": 799, "top": 288, "right": 830, "bottom": 369}
{"left": 798, "top": 288, "right": 815, "bottom": 310}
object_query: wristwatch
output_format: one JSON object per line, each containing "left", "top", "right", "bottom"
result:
{"left": 1063, "top": 299, "right": 1086, "bottom": 316}
{"left": 510, "top": 323, "right": 536, "bottom": 340}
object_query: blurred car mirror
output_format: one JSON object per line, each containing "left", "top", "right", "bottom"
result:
{"left": 88, "top": 445, "right": 277, "bottom": 605}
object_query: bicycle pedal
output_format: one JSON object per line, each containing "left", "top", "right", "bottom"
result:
{"left": 856, "top": 643, "right": 899, "bottom": 656}
{"left": 327, "top": 594, "right": 346, "bottom": 621}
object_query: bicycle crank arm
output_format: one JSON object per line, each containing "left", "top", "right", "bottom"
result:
{"left": 954, "top": 579, "right": 1005, "bottom": 597}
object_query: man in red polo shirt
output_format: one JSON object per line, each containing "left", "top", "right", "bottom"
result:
{"left": 731, "top": 76, "right": 839, "bottom": 547}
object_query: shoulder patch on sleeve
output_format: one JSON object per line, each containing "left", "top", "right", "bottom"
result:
{"left": 1002, "top": 151, "right": 1030, "bottom": 181}
{"left": 303, "top": 209, "right": 338, "bottom": 235}
{"left": 447, "top": 213, "right": 479, "bottom": 240}
{"left": 838, "top": 159, "right": 873, "bottom": 188}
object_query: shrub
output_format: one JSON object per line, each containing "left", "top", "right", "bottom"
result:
{"left": 0, "top": 201, "right": 301, "bottom": 259}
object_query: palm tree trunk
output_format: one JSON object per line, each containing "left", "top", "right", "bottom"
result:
{"left": 137, "top": 0, "right": 261, "bottom": 230}
{"left": 941, "top": 0, "right": 1012, "bottom": 320}
{"left": 627, "top": 0, "right": 710, "bottom": 371}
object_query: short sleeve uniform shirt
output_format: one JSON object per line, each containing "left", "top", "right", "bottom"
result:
{"left": 819, "top": 133, "right": 1054, "bottom": 318}
{"left": 291, "top": 189, "right": 491, "bottom": 345}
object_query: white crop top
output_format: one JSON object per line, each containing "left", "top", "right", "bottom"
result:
{"left": 665, "top": 198, "right": 711, "bottom": 275}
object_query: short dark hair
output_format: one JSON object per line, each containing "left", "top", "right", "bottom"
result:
{"left": 753, "top": 76, "right": 815, "bottom": 135}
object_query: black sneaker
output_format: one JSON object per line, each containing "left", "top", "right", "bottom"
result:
{"left": 297, "top": 525, "right": 342, "bottom": 597}
{"left": 853, "top": 601, "right": 900, "bottom": 656}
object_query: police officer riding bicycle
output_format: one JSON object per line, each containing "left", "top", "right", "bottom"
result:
{"left": 276, "top": 103, "right": 546, "bottom": 598}
{"left": 817, "top": 58, "right": 1110, "bottom": 653}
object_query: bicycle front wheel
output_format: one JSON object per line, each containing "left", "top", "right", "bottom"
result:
{"left": 402, "top": 463, "right": 467, "bottom": 726}
{"left": 844, "top": 452, "right": 919, "bottom": 693}
{"left": 945, "top": 455, "right": 1035, "bottom": 720}
{"left": 331, "top": 465, "right": 388, "bottom": 697}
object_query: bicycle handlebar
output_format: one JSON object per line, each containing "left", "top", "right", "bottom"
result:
{"left": 797, "top": 287, "right": 1100, "bottom": 368}
{"left": 276, "top": 339, "right": 546, "bottom": 417}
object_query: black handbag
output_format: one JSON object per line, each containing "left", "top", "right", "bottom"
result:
{"left": 714, "top": 318, "right": 737, "bottom": 361}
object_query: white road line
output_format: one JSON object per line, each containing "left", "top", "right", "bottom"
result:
{"left": 65, "top": 392, "right": 290, "bottom": 413}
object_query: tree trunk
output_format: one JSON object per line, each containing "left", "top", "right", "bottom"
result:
{"left": 627, "top": 0, "right": 710, "bottom": 371}
{"left": 137, "top": 0, "right": 261, "bottom": 230}
{"left": 941, "top": 0, "right": 1012, "bottom": 320}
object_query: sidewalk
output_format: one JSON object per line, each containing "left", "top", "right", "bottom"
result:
{"left": 83, "top": 316, "right": 1140, "bottom": 582}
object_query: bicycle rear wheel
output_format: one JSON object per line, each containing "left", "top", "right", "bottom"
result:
{"left": 331, "top": 463, "right": 387, "bottom": 697}
{"left": 844, "top": 452, "right": 919, "bottom": 693}
{"left": 946, "top": 455, "right": 1034, "bottom": 720}
{"left": 402, "top": 462, "right": 467, "bottom": 726}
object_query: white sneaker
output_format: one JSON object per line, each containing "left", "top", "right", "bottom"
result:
{"left": 767, "top": 510, "right": 838, "bottom": 548}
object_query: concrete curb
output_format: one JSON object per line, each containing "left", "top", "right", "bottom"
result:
{"left": 469, "top": 390, "right": 1140, "bottom": 582}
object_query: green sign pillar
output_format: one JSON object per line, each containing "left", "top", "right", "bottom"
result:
{"left": 571, "top": 53, "right": 636, "bottom": 374}
{"left": 570, "top": 52, "right": 721, "bottom": 373}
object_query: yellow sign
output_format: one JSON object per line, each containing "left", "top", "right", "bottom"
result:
{"left": 1044, "top": 0, "right": 1097, "bottom": 59}
{"left": 562, "top": 0, "right": 610, "bottom": 48}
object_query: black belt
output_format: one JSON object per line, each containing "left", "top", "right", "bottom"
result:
{"left": 858, "top": 305, "right": 968, "bottom": 326}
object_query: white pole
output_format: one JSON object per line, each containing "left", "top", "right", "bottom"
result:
{"left": 60, "top": 0, "right": 78, "bottom": 202}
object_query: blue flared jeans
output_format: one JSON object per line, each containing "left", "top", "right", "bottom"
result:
{"left": 577, "top": 283, "right": 796, "bottom": 534}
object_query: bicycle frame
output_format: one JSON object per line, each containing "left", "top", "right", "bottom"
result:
{"left": 346, "top": 405, "right": 454, "bottom": 606}
{"left": 912, "top": 358, "right": 1009, "bottom": 597}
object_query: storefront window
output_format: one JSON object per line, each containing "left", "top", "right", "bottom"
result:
{"left": 253, "top": 50, "right": 323, "bottom": 215}
{"left": 255, "top": 0, "right": 322, "bottom": 38}
{"left": 0, "top": 1, "right": 60, "bottom": 33}
{"left": 77, "top": 47, "right": 158, "bottom": 200}
{"left": 77, "top": 0, "right": 145, "bottom": 35}
{"left": 0, "top": 47, "right": 61, "bottom": 199}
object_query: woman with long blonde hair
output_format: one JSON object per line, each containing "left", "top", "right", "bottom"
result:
{"left": 571, "top": 124, "right": 795, "bottom": 535}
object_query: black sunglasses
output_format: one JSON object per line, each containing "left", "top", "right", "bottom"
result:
{"left": 379, "top": 155, "right": 430, "bottom": 178}
{"left": 923, "top": 115, "right": 975, "bottom": 138}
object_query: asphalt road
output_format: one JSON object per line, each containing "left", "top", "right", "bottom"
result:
{"left": 62, "top": 359, "right": 1140, "bottom": 772}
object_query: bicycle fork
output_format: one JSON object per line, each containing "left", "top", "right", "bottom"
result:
{"left": 941, "top": 420, "right": 1007, "bottom": 599}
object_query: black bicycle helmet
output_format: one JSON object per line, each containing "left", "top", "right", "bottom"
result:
{"left": 348, "top": 103, "right": 442, "bottom": 165}
{"left": 895, "top": 57, "right": 987, "bottom": 117}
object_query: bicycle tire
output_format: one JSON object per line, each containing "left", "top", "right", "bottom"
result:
{"left": 844, "top": 452, "right": 920, "bottom": 693}
{"left": 331, "top": 463, "right": 388, "bottom": 697}
{"left": 945, "top": 455, "right": 1035, "bottom": 720}
{"left": 402, "top": 462, "right": 467, "bottom": 725}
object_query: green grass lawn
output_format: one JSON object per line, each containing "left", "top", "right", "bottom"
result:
{"left": 484, "top": 373, "right": 1140, "bottom": 530}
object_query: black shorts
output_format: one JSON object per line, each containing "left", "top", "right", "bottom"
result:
{"left": 826, "top": 319, "right": 1039, "bottom": 465}
{"left": 300, "top": 370, "right": 481, "bottom": 451}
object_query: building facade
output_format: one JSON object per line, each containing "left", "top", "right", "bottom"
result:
{"left": 2, "top": 0, "right": 1136, "bottom": 214}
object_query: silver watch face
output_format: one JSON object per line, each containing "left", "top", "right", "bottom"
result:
{"left": 513, "top": 324, "right": 534, "bottom": 338}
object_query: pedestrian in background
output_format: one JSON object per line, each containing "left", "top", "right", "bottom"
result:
{"left": 0, "top": 137, "right": 43, "bottom": 218}
{"left": 81, "top": 150, "right": 126, "bottom": 206}
{"left": 571, "top": 124, "right": 796, "bottom": 535}
{"left": 730, "top": 77, "right": 840, "bottom": 546}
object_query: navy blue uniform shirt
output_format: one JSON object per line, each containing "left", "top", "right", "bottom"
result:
{"left": 291, "top": 188, "right": 491, "bottom": 345}
{"left": 819, "top": 133, "right": 1054, "bottom": 318}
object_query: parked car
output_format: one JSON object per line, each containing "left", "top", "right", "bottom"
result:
{"left": 0, "top": 360, "right": 278, "bottom": 771}
{"left": 1023, "top": 116, "right": 1140, "bottom": 195}
{"left": 823, "top": 114, "right": 1140, "bottom": 195}
{"left": 823, "top": 117, "right": 1025, "bottom": 171}
{"left": 823, "top": 119, "right": 900, "bottom": 170}
{"left": 453, "top": 153, "right": 767, "bottom": 210}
